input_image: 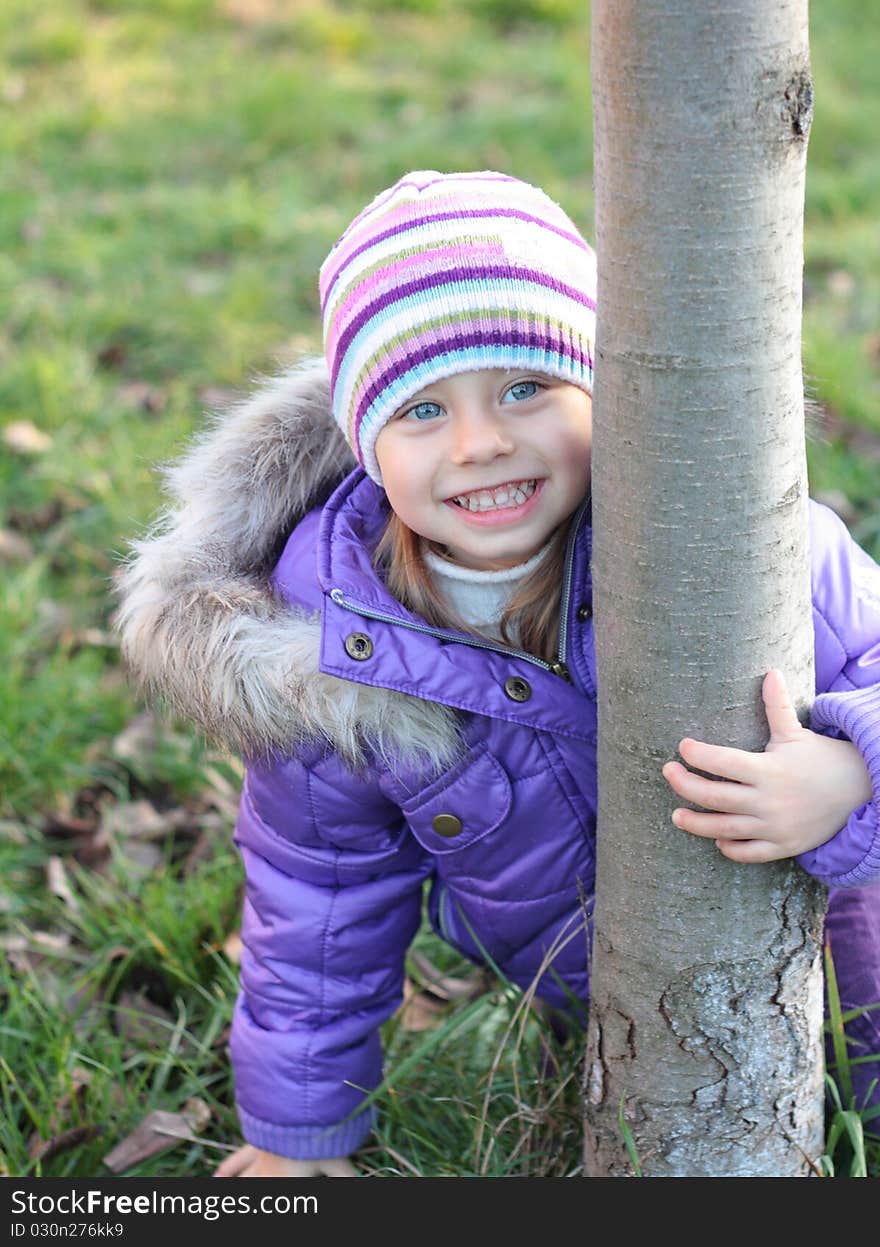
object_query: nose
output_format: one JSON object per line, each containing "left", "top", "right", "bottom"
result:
{"left": 448, "top": 403, "right": 515, "bottom": 466}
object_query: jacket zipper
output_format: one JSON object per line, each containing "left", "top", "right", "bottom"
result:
{"left": 329, "top": 495, "right": 589, "bottom": 683}
{"left": 553, "top": 492, "right": 588, "bottom": 683}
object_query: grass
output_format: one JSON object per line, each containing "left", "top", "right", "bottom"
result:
{"left": 0, "top": 833, "right": 588, "bottom": 1178}
{"left": 1, "top": 0, "right": 879, "bottom": 1177}
{"left": 820, "top": 943, "right": 880, "bottom": 1177}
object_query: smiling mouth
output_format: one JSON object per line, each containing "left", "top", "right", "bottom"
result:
{"left": 448, "top": 479, "right": 539, "bottom": 513}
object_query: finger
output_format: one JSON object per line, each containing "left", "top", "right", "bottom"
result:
{"left": 671, "top": 806, "right": 762, "bottom": 839}
{"left": 676, "top": 737, "right": 761, "bottom": 785}
{"left": 214, "top": 1145, "right": 256, "bottom": 1178}
{"left": 713, "top": 837, "right": 787, "bottom": 863}
{"left": 762, "top": 668, "right": 803, "bottom": 745}
{"left": 663, "top": 761, "right": 756, "bottom": 815}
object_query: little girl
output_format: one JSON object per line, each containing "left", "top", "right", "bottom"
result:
{"left": 117, "top": 170, "right": 880, "bottom": 1176}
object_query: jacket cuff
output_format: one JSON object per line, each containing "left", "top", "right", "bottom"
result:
{"left": 798, "top": 684, "right": 880, "bottom": 888}
{"left": 237, "top": 1104, "right": 375, "bottom": 1161}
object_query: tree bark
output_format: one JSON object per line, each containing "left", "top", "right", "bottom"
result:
{"left": 584, "top": 0, "right": 826, "bottom": 1176}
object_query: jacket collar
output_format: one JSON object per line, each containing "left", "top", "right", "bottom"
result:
{"left": 317, "top": 470, "right": 597, "bottom": 742}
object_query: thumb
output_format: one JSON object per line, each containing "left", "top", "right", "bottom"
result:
{"left": 762, "top": 668, "right": 803, "bottom": 744}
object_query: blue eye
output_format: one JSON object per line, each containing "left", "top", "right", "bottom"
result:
{"left": 503, "top": 380, "right": 540, "bottom": 403}
{"left": 404, "top": 401, "right": 444, "bottom": 422}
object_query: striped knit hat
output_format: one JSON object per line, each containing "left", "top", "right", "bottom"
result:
{"left": 319, "top": 170, "right": 596, "bottom": 484}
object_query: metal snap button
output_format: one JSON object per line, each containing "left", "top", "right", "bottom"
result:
{"left": 431, "top": 813, "right": 463, "bottom": 838}
{"left": 503, "top": 676, "right": 532, "bottom": 702}
{"left": 344, "top": 632, "right": 373, "bottom": 661}
{"left": 577, "top": 603, "right": 592, "bottom": 622}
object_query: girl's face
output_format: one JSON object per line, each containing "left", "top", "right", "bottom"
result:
{"left": 374, "top": 369, "right": 592, "bottom": 571}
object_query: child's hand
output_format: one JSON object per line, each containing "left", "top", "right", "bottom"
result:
{"left": 213, "top": 1143, "right": 357, "bottom": 1178}
{"left": 661, "top": 668, "right": 873, "bottom": 863}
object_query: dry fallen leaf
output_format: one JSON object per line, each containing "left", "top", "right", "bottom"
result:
{"left": 116, "top": 381, "right": 167, "bottom": 414}
{"left": 8, "top": 498, "right": 64, "bottom": 533}
{"left": 46, "top": 856, "right": 81, "bottom": 915}
{"left": 28, "top": 1125, "right": 103, "bottom": 1165}
{"left": 0, "top": 529, "right": 33, "bottom": 562}
{"left": 96, "top": 795, "right": 230, "bottom": 878}
{"left": 104, "top": 945, "right": 134, "bottom": 962}
{"left": 111, "top": 713, "right": 160, "bottom": 763}
{"left": 5, "top": 948, "right": 66, "bottom": 1006}
{"left": 117, "top": 841, "right": 164, "bottom": 876}
{"left": 96, "top": 342, "right": 127, "bottom": 370}
{"left": 827, "top": 268, "right": 855, "bottom": 297}
{"left": 0, "top": 930, "right": 72, "bottom": 955}
{"left": 99, "top": 799, "right": 169, "bottom": 842}
{"left": 44, "top": 1066, "right": 93, "bottom": 1136}
{"left": 182, "top": 827, "right": 215, "bottom": 876}
{"left": 3, "top": 421, "right": 53, "bottom": 453}
{"left": 102, "top": 1098, "right": 211, "bottom": 1173}
{"left": 395, "top": 956, "right": 492, "bottom": 1033}
{"left": 5, "top": 945, "right": 102, "bottom": 1039}
{"left": 0, "top": 820, "right": 29, "bottom": 846}
{"left": 397, "top": 976, "right": 449, "bottom": 1033}
{"left": 45, "top": 809, "right": 98, "bottom": 837}
{"left": 408, "top": 949, "right": 491, "bottom": 1001}
{"left": 92, "top": 802, "right": 168, "bottom": 877}
{"left": 202, "top": 760, "right": 244, "bottom": 818}
{"left": 74, "top": 628, "right": 117, "bottom": 650}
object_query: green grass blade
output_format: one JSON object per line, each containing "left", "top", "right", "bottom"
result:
{"left": 825, "top": 939, "right": 855, "bottom": 1106}
{"left": 618, "top": 1092, "right": 642, "bottom": 1177}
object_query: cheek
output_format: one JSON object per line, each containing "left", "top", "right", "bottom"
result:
{"left": 379, "top": 458, "right": 430, "bottom": 520}
{"left": 557, "top": 423, "right": 592, "bottom": 471}
{"left": 554, "top": 435, "right": 592, "bottom": 499}
{"left": 375, "top": 441, "right": 406, "bottom": 500}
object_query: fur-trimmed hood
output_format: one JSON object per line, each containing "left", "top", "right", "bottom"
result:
{"left": 114, "top": 357, "right": 462, "bottom": 768}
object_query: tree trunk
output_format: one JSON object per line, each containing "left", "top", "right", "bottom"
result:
{"left": 584, "top": 0, "right": 826, "bottom": 1176}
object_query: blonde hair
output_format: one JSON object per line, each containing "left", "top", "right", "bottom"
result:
{"left": 372, "top": 511, "right": 573, "bottom": 664}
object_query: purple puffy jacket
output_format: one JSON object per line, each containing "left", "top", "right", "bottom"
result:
{"left": 116, "top": 361, "right": 880, "bottom": 1160}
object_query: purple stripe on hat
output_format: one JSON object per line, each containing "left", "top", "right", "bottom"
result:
{"left": 325, "top": 241, "right": 507, "bottom": 358}
{"left": 330, "top": 265, "right": 597, "bottom": 389}
{"left": 352, "top": 330, "right": 593, "bottom": 449}
{"left": 348, "top": 312, "right": 582, "bottom": 413}
{"left": 321, "top": 207, "right": 590, "bottom": 305}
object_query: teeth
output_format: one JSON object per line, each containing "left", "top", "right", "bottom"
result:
{"left": 453, "top": 479, "right": 537, "bottom": 512}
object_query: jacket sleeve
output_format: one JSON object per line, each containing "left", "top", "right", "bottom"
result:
{"left": 797, "top": 500, "right": 880, "bottom": 888}
{"left": 229, "top": 745, "right": 432, "bottom": 1159}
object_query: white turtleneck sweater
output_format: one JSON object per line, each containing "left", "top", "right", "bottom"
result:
{"left": 421, "top": 541, "right": 553, "bottom": 643}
